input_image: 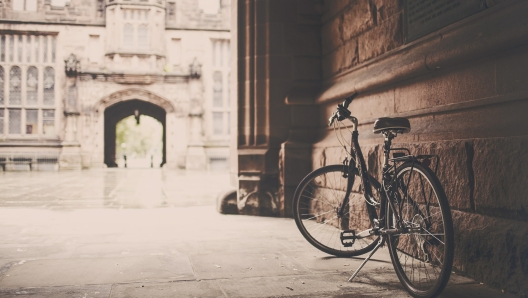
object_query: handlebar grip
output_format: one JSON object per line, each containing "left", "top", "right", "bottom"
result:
{"left": 342, "top": 92, "right": 358, "bottom": 109}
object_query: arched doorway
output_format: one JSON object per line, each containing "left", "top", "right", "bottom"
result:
{"left": 104, "top": 100, "right": 166, "bottom": 167}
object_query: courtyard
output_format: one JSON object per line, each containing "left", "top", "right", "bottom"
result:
{"left": 0, "top": 169, "right": 513, "bottom": 297}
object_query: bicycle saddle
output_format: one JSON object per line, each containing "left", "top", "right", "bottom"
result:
{"left": 373, "top": 117, "right": 411, "bottom": 134}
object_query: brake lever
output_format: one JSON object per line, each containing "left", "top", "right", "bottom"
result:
{"left": 328, "top": 112, "right": 337, "bottom": 126}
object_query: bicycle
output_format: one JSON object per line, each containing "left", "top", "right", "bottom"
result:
{"left": 293, "top": 93, "right": 454, "bottom": 298}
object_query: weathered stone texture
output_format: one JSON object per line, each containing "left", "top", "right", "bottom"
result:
{"left": 342, "top": 0, "right": 376, "bottom": 41}
{"left": 452, "top": 211, "right": 528, "bottom": 297}
{"left": 472, "top": 136, "right": 528, "bottom": 221}
{"left": 358, "top": 12, "right": 402, "bottom": 63}
{"left": 371, "top": 0, "right": 402, "bottom": 22}
{"left": 407, "top": 141, "right": 473, "bottom": 212}
{"left": 321, "top": 0, "right": 404, "bottom": 79}
{"left": 395, "top": 58, "right": 496, "bottom": 114}
{"left": 321, "top": 16, "right": 343, "bottom": 55}
{"left": 322, "top": 0, "right": 350, "bottom": 23}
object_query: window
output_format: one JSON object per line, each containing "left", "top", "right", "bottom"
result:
{"left": 43, "top": 110, "right": 55, "bottom": 136}
{"left": 0, "top": 34, "right": 57, "bottom": 137}
{"left": 43, "top": 36, "right": 48, "bottom": 63}
{"left": 8, "top": 109, "right": 21, "bottom": 134}
{"left": 43, "top": 67, "right": 55, "bottom": 106}
{"left": 123, "top": 24, "right": 134, "bottom": 48}
{"left": 1, "top": 36, "right": 5, "bottom": 62}
{"left": 138, "top": 25, "right": 148, "bottom": 49}
{"left": 167, "top": 2, "right": 176, "bottom": 20}
{"left": 211, "top": 39, "right": 230, "bottom": 136}
{"left": 9, "top": 66, "right": 21, "bottom": 105}
{"left": 212, "top": 112, "right": 223, "bottom": 135}
{"left": 26, "top": 109, "right": 37, "bottom": 134}
{"left": 26, "top": 66, "right": 38, "bottom": 105}
{"left": 13, "top": 0, "right": 37, "bottom": 11}
{"left": 88, "top": 35, "right": 102, "bottom": 64}
{"left": 17, "top": 36, "right": 22, "bottom": 63}
{"left": 0, "top": 67, "right": 3, "bottom": 105}
{"left": 51, "top": 0, "right": 71, "bottom": 7}
{"left": 122, "top": 9, "right": 149, "bottom": 51}
{"left": 213, "top": 71, "right": 222, "bottom": 107}
{"left": 0, "top": 110, "right": 3, "bottom": 134}
{"left": 198, "top": 0, "right": 220, "bottom": 15}
{"left": 170, "top": 38, "right": 181, "bottom": 66}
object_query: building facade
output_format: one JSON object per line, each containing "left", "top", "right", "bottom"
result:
{"left": 230, "top": 0, "right": 527, "bottom": 296}
{"left": 0, "top": 0, "right": 231, "bottom": 170}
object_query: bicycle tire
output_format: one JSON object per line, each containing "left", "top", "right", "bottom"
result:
{"left": 293, "top": 164, "right": 381, "bottom": 257}
{"left": 386, "top": 161, "right": 454, "bottom": 298}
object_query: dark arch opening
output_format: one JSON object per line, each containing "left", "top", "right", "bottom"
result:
{"left": 104, "top": 100, "right": 166, "bottom": 167}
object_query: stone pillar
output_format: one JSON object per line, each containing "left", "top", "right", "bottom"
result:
{"left": 185, "top": 58, "right": 207, "bottom": 170}
{"left": 59, "top": 54, "right": 82, "bottom": 170}
{"left": 229, "top": 0, "right": 321, "bottom": 216}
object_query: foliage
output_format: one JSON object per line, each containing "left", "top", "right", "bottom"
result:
{"left": 115, "top": 115, "right": 162, "bottom": 158}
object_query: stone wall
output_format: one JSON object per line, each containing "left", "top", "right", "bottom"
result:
{"left": 231, "top": 0, "right": 527, "bottom": 294}
{"left": 312, "top": 0, "right": 528, "bottom": 295}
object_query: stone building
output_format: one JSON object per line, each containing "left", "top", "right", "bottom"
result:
{"left": 230, "top": 0, "right": 528, "bottom": 296}
{"left": 0, "top": 0, "right": 231, "bottom": 170}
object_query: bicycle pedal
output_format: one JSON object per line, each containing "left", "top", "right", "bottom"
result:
{"left": 340, "top": 230, "right": 356, "bottom": 247}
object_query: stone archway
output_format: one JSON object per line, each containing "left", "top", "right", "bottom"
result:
{"left": 104, "top": 100, "right": 166, "bottom": 167}
{"left": 94, "top": 89, "right": 184, "bottom": 168}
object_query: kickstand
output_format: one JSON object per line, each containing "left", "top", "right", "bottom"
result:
{"left": 348, "top": 238, "right": 384, "bottom": 282}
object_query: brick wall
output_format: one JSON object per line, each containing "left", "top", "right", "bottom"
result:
{"left": 314, "top": 0, "right": 528, "bottom": 295}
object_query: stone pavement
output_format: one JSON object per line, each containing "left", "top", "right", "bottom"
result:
{"left": 0, "top": 169, "right": 516, "bottom": 297}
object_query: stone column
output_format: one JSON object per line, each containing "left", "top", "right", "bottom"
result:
{"left": 59, "top": 54, "right": 82, "bottom": 170}
{"left": 185, "top": 58, "right": 207, "bottom": 170}
{"left": 227, "top": 0, "right": 321, "bottom": 217}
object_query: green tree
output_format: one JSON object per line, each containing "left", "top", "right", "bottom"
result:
{"left": 116, "top": 115, "right": 162, "bottom": 158}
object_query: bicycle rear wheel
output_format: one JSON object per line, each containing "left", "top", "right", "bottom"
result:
{"left": 293, "top": 164, "right": 381, "bottom": 257}
{"left": 386, "top": 162, "right": 454, "bottom": 298}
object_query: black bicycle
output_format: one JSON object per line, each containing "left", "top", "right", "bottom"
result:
{"left": 293, "top": 93, "right": 454, "bottom": 298}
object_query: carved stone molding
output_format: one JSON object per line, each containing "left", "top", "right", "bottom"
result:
{"left": 64, "top": 54, "right": 81, "bottom": 77}
{"left": 94, "top": 88, "right": 178, "bottom": 114}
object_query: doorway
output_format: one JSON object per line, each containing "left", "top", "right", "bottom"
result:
{"left": 104, "top": 100, "right": 166, "bottom": 167}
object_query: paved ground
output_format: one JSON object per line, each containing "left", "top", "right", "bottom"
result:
{"left": 0, "top": 169, "right": 516, "bottom": 297}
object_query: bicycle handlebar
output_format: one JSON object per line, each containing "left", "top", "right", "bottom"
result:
{"left": 342, "top": 92, "right": 358, "bottom": 109}
{"left": 328, "top": 92, "right": 359, "bottom": 126}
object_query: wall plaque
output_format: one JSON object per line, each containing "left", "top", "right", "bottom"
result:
{"left": 404, "top": 0, "right": 487, "bottom": 42}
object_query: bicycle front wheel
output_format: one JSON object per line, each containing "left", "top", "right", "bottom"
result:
{"left": 386, "top": 162, "right": 454, "bottom": 298}
{"left": 293, "top": 165, "right": 380, "bottom": 257}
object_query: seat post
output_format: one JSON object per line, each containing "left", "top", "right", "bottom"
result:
{"left": 382, "top": 132, "right": 394, "bottom": 171}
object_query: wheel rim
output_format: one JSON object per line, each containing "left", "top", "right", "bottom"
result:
{"left": 388, "top": 165, "right": 451, "bottom": 294}
{"left": 294, "top": 166, "right": 379, "bottom": 256}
